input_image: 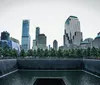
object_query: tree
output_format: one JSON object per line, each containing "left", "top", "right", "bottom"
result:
{"left": 86, "top": 47, "right": 91, "bottom": 58}
{"left": 27, "top": 49, "right": 34, "bottom": 56}
{"left": 37, "top": 48, "right": 41, "bottom": 57}
{"left": 97, "top": 48, "right": 100, "bottom": 58}
{"left": 0, "top": 47, "right": 3, "bottom": 57}
{"left": 33, "top": 50, "right": 37, "bottom": 57}
{"left": 91, "top": 47, "right": 98, "bottom": 58}
{"left": 49, "top": 48, "right": 56, "bottom": 57}
{"left": 69, "top": 49, "right": 76, "bottom": 58}
{"left": 20, "top": 49, "right": 26, "bottom": 57}
{"left": 56, "top": 49, "right": 63, "bottom": 58}
{"left": 82, "top": 49, "right": 87, "bottom": 58}
{"left": 76, "top": 49, "right": 83, "bottom": 58}
{"left": 44, "top": 49, "right": 49, "bottom": 57}
{"left": 63, "top": 50, "right": 69, "bottom": 58}
{"left": 3, "top": 48, "right": 11, "bottom": 57}
{"left": 39, "top": 49, "right": 44, "bottom": 57}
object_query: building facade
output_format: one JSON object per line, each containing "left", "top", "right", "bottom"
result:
{"left": 37, "top": 34, "right": 47, "bottom": 50}
{"left": 80, "top": 38, "right": 93, "bottom": 49}
{"left": 1, "top": 31, "right": 10, "bottom": 40}
{"left": 36, "top": 27, "right": 40, "bottom": 41}
{"left": 32, "top": 40, "right": 37, "bottom": 50}
{"left": 21, "top": 20, "right": 30, "bottom": 51}
{"left": 64, "top": 16, "right": 83, "bottom": 48}
{"left": 53, "top": 40, "right": 58, "bottom": 50}
{"left": 92, "top": 32, "right": 100, "bottom": 48}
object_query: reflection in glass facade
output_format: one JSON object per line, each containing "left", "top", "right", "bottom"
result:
{"left": 21, "top": 20, "right": 30, "bottom": 51}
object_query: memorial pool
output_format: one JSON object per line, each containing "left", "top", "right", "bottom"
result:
{"left": 0, "top": 70, "right": 100, "bottom": 85}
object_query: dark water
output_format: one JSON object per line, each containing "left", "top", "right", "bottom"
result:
{"left": 0, "top": 70, "right": 100, "bottom": 85}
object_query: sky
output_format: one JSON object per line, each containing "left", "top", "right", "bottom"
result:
{"left": 0, "top": 0, "right": 100, "bottom": 48}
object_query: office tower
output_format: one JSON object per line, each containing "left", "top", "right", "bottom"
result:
{"left": 37, "top": 34, "right": 47, "bottom": 50}
{"left": 36, "top": 27, "right": 40, "bottom": 41}
{"left": 53, "top": 40, "right": 58, "bottom": 50}
{"left": 21, "top": 20, "right": 30, "bottom": 51}
{"left": 64, "top": 16, "right": 83, "bottom": 47}
{"left": 1, "top": 31, "right": 10, "bottom": 40}
{"left": 92, "top": 32, "right": 100, "bottom": 48}
{"left": 32, "top": 40, "right": 37, "bottom": 50}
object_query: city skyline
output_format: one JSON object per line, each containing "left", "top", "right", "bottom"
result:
{"left": 0, "top": 0, "right": 100, "bottom": 48}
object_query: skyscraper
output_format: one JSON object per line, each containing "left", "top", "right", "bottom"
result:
{"left": 37, "top": 34, "right": 47, "bottom": 50}
{"left": 36, "top": 27, "right": 40, "bottom": 41}
{"left": 53, "top": 40, "right": 58, "bottom": 50}
{"left": 21, "top": 20, "right": 30, "bottom": 51}
{"left": 64, "top": 16, "right": 83, "bottom": 47}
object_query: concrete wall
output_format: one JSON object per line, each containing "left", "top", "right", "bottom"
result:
{"left": 83, "top": 59, "right": 100, "bottom": 75}
{"left": 0, "top": 59, "right": 18, "bottom": 76}
{"left": 17, "top": 59, "right": 83, "bottom": 70}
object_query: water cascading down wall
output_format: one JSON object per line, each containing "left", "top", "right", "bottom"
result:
{"left": 1, "top": 59, "right": 100, "bottom": 77}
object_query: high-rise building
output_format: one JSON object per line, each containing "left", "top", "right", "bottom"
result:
{"left": 53, "top": 40, "right": 58, "bottom": 50}
{"left": 64, "top": 16, "right": 83, "bottom": 47}
{"left": 32, "top": 40, "right": 37, "bottom": 50}
{"left": 36, "top": 27, "right": 40, "bottom": 41}
{"left": 1, "top": 31, "right": 10, "bottom": 40}
{"left": 21, "top": 20, "right": 30, "bottom": 51}
{"left": 37, "top": 34, "right": 47, "bottom": 50}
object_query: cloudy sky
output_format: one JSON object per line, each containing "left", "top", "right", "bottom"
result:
{"left": 0, "top": 0, "right": 100, "bottom": 48}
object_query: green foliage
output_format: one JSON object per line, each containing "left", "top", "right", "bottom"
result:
{"left": 0, "top": 47, "right": 3, "bottom": 56}
{"left": 37, "top": 48, "right": 41, "bottom": 56}
{"left": 44, "top": 49, "right": 49, "bottom": 57}
{"left": 76, "top": 49, "right": 83, "bottom": 58}
{"left": 49, "top": 48, "right": 56, "bottom": 57}
{"left": 27, "top": 49, "right": 34, "bottom": 56}
{"left": 20, "top": 49, "right": 26, "bottom": 57}
{"left": 86, "top": 47, "right": 91, "bottom": 58}
{"left": 39, "top": 49, "right": 44, "bottom": 57}
{"left": 33, "top": 50, "right": 37, "bottom": 56}
{"left": 91, "top": 47, "right": 98, "bottom": 57}
{"left": 57, "top": 49, "right": 63, "bottom": 57}
{"left": 63, "top": 50, "right": 69, "bottom": 58}
{"left": 69, "top": 49, "right": 76, "bottom": 58}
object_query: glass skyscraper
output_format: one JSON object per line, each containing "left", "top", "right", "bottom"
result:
{"left": 36, "top": 27, "right": 40, "bottom": 41}
{"left": 21, "top": 20, "right": 30, "bottom": 51}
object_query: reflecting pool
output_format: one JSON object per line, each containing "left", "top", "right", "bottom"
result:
{"left": 0, "top": 70, "right": 100, "bottom": 85}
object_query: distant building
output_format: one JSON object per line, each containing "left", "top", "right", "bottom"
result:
{"left": 92, "top": 32, "right": 100, "bottom": 48}
{"left": 48, "top": 45, "right": 51, "bottom": 50}
{"left": 53, "top": 40, "right": 58, "bottom": 50}
{"left": 37, "top": 34, "right": 47, "bottom": 50}
{"left": 32, "top": 40, "right": 37, "bottom": 50}
{"left": 80, "top": 38, "right": 93, "bottom": 49}
{"left": 64, "top": 16, "right": 83, "bottom": 48}
{"left": 36, "top": 27, "right": 40, "bottom": 41}
{"left": 21, "top": 20, "right": 30, "bottom": 51}
{"left": 0, "top": 40, "right": 20, "bottom": 53}
{"left": 0, "top": 36, "right": 1, "bottom": 40}
{"left": 10, "top": 37, "right": 19, "bottom": 44}
{"left": 1, "top": 31, "right": 10, "bottom": 40}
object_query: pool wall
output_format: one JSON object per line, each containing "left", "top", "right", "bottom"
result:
{"left": 83, "top": 59, "right": 100, "bottom": 75}
{"left": 17, "top": 59, "right": 83, "bottom": 70}
{"left": 1, "top": 59, "right": 100, "bottom": 77}
{"left": 0, "top": 59, "right": 18, "bottom": 77}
